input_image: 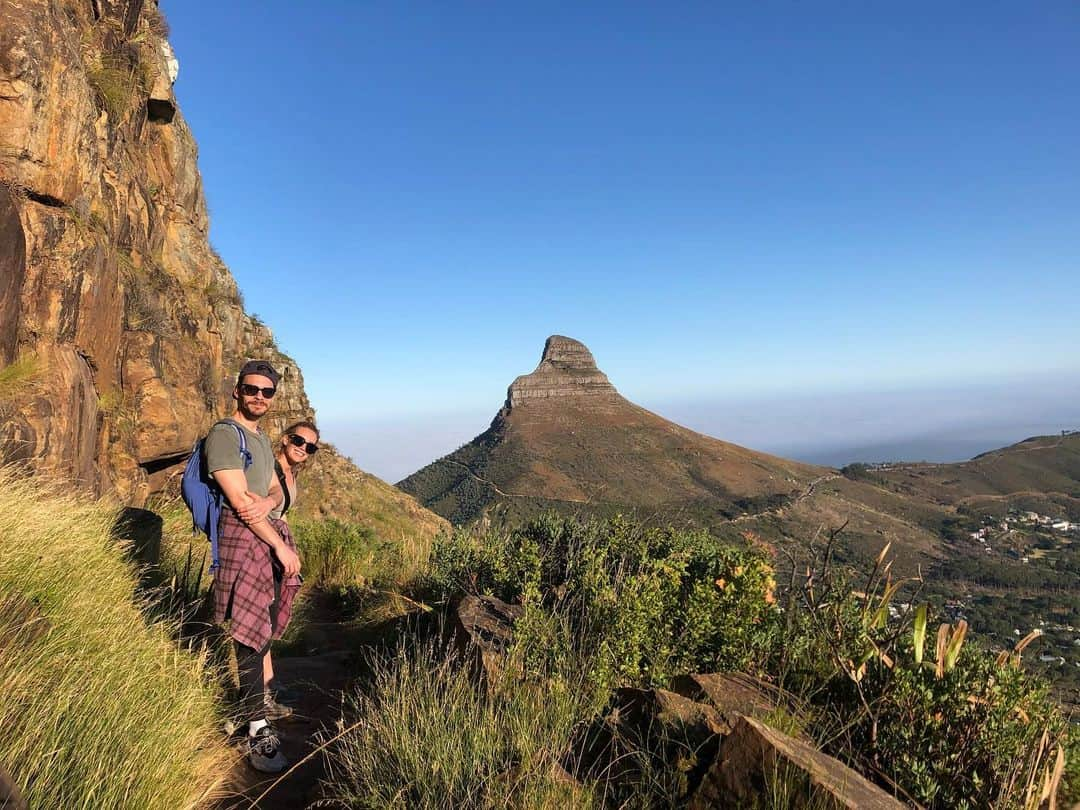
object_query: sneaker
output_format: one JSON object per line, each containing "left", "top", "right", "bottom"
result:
{"left": 247, "top": 725, "right": 288, "bottom": 773}
{"left": 264, "top": 694, "right": 294, "bottom": 721}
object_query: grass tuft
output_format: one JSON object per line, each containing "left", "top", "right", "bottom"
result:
{"left": 0, "top": 469, "right": 232, "bottom": 808}
{"left": 325, "top": 638, "right": 597, "bottom": 809}
{"left": 0, "top": 354, "right": 41, "bottom": 402}
{"left": 293, "top": 516, "right": 408, "bottom": 590}
{"left": 86, "top": 51, "right": 139, "bottom": 121}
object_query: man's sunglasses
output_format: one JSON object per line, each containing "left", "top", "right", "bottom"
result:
{"left": 287, "top": 434, "right": 318, "bottom": 454}
{"left": 238, "top": 383, "right": 276, "bottom": 399}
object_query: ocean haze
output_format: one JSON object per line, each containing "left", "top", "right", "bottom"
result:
{"left": 323, "top": 372, "right": 1080, "bottom": 483}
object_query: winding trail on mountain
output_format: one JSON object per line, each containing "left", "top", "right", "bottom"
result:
{"left": 729, "top": 473, "right": 841, "bottom": 524}
{"left": 445, "top": 459, "right": 593, "bottom": 504}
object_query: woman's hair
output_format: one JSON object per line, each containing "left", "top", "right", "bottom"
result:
{"left": 279, "top": 419, "right": 320, "bottom": 472}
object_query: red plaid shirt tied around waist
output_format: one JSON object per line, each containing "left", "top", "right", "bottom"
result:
{"left": 213, "top": 508, "right": 302, "bottom": 651}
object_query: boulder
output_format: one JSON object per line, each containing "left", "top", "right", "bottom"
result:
{"left": 570, "top": 688, "right": 728, "bottom": 803}
{"left": 449, "top": 594, "right": 524, "bottom": 684}
{"left": 689, "top": 715, "right": 907, "bottom": 810}
{"left": 0, "top": 765, "right": 27, "bottom": 810}
{"left": 671, "top": 671, "right": 809, "bottom": 740}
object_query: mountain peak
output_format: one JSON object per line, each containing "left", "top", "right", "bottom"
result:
{"left": 506, "top": 335, "right": 617, "bottom": 408}
{"left": 539, "top": 335, "right": 598, "bottom": 369}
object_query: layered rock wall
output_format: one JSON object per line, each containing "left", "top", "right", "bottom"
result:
{"left": 0, "top": 0, "right": 309, "bottom": 503}
{"left": 506, "top": 335, "right": 618, "bottom": 408}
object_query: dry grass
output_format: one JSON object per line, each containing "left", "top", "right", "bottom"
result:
{"left": 294, "top": 444, "right": 449, "bottom": 583}
{"left": 324, "top": 639, "right": 597, "bottom": 809}
{"left": 86, "top": 51, "right": 139, "bottom": 120}
{"left": 0, "top": 470, "right": 232, "bottom": 808}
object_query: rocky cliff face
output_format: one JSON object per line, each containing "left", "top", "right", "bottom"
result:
{"left": 0, "top": 0, "right": 444, "bottom": 547}
{"left": 0, "top": 0, "right": 300, "bottom": 503}
{"left": 506, "top": 335, "right": 618, "bottom": 408}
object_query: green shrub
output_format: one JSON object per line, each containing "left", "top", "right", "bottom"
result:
{"left": 0, "top": 470, "right": 229, "bottom": 808}
{"left": 430, "top": 514, "right": 779, "bottom": 692}
{"left": 427, "top": 514, "right": 1073, "bottom": 809}
{"left": 293, "top": 516, "right": 401, "bottom": 589}
{"left": 777, "top": 549, "right": 1069, "bottom": 809}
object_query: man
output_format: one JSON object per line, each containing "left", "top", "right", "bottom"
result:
{"left": 207, "top": 359, "right": 302, "bottom": 773}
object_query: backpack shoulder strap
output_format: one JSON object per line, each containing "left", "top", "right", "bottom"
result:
{"left": 215, "top": 418, "right": 254, "bottom": 471}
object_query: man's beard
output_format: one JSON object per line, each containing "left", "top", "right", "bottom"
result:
{"left": 238, "top": 399, "right": 268, "bottom": 421}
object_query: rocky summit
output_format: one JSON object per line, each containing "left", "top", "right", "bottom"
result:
{"left": 506, "top": 335, "right": 618, "bottom": 407}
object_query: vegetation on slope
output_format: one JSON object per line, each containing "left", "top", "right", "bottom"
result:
{"left": 0, "top": 471, "right": 231, "bottom": 809}
{"left": 294, "top": 442, "right": 448, "bottom": 565}
{"left": 328, "top": 639, "right": 594, "bottom": 809}
{"left": 322, "top": 514, "right": 1075, "bottom": 809}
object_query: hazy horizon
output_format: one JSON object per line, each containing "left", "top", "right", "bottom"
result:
{"left": 322, "top": 371, "right": 1080, "bottom": 483}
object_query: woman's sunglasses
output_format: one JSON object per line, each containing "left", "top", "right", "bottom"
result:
{"left": 238, "top": 383, "right": 276, "bottom": 399}
{"left": 287, "top": 434, "right": 319, "bottom": 454}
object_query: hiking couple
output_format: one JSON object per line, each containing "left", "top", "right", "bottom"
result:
{"left": 203, "top": 359, "right": 320, "bottom": 773}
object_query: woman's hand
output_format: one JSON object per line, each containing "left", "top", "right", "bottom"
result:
{"left": 273, "top": 542, "right": 302, "bottom": 577}
{"left": 235, "top": 493, "right": 275, "bottom": 524}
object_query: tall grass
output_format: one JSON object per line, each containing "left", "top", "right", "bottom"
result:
{"left": 292, "top": 516, "right": 414, "bottom": 589}
{"left": 0, "top": 470, "right": 232, "bottom": 808}
{"left": 325, "top": 639, "right": 597, "bottom": 809}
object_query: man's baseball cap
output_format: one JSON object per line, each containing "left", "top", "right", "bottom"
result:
{"left": 237, "top": 359, "right": 281, "bottom": 387}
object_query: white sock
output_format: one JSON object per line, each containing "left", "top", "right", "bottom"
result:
{"left": 248, "top": 718, "right": 268, "bottom": 737}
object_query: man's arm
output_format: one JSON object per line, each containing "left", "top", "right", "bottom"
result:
{"left": 212, "top": 468, "right": 300, "bottom": 576}
{"left": 235, "top": 477, "right": 284, "bottom": 524}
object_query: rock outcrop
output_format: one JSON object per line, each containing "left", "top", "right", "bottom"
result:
{"left": 0, "top": 0, "right": 270, "bottom": 501}
{"left": 690, "top": 715, "right": 907, "bottom": 810}
{"left": 0, "top": 0, "right": 448, "bottom": 545}
{"left": 506, "top": 335, "right": 618, "bottom": 408}
{"left": 571, "top": 683, "right": 907, "bottom": 809}
{"left": 449, "top": 594, "right": 524, "bottom": 684}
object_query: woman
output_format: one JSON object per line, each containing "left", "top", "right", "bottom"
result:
{"left": 263, "top": 419, "right": 319, "bottom": 720}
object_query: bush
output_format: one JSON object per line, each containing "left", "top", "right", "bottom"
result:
{"left": 293, "top": 516, "right": 402, "bottom": 589}
{"left": 426, "top": 515, "right": 1073, "bottom": 809}
{"left": 777, "top": 546, "right": 1069, "bottom": 809}
{"left": 0, "top": 470, "right": 230, "bottom": 808}
{"left": 430, "top": 514, "right": 779, "bottom": 692}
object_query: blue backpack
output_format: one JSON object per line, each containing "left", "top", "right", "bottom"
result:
{"left": 181, "top": 420, "right": 252, "bottom": 574}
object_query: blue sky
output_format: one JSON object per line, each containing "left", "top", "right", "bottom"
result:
{"left": 164, "top": 2, "right": 1080, "bottom": 480}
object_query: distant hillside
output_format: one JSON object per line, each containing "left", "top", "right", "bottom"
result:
{"left": 871, "top": 432, "right": 1080, "bottom": 516}
{"left": 296, "top": 442, "right": 449, "bottom": 545}
{"left": 399, "top": 336, "right": 951, "bottom": 572}
{"left": 861, "top": 433, "right": 1080, "bottom": 691}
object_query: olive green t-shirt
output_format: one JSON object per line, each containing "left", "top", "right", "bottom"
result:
{"left": 204, "top": 419, "right": 274, "bottom": 497}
